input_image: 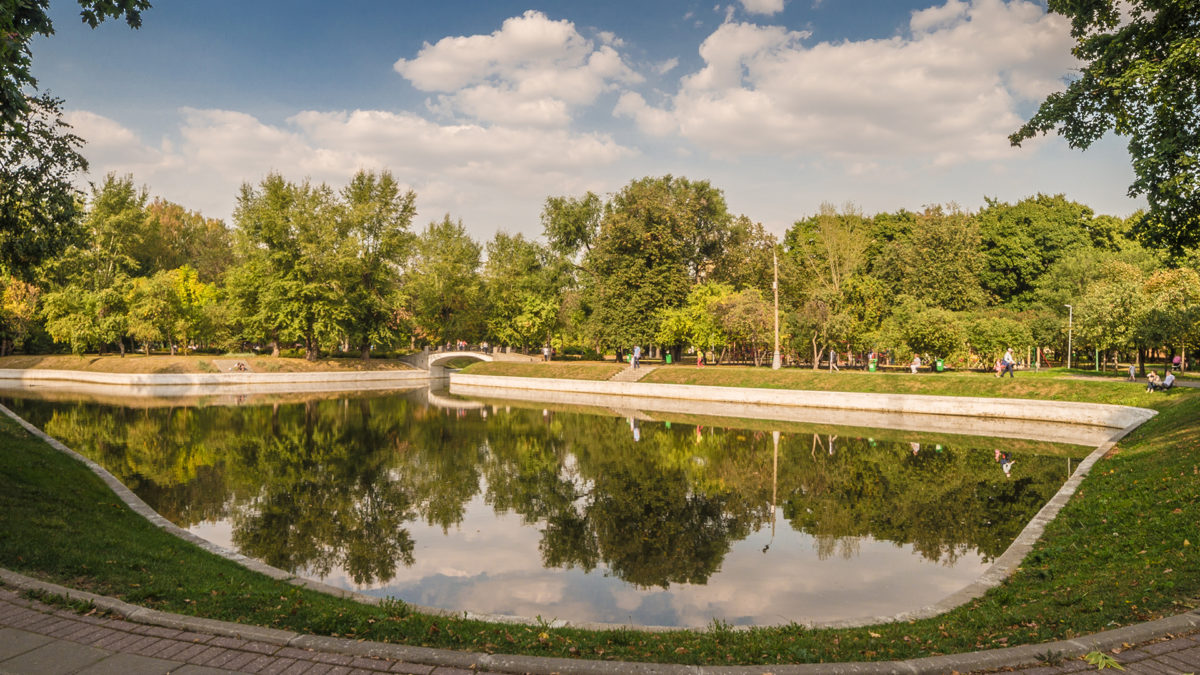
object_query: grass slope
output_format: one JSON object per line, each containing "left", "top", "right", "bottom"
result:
{"left": 1, "top": 365, "right": 1198, "bottom": 666}
{"left": 0, "top": 354, "right": 415, "bottom": 374}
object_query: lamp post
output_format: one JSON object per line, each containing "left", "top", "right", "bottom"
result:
{"left": 772, "top": 249, "right": 781, "bottom": 370}
{"left": 1064, "top": 304, "right": 1073, "bottom": 370}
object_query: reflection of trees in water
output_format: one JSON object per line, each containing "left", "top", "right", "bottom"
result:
{"left": 4, "top": 395, "right": 1068, "bottom": 588}
{"left": 783, "top": 433, "right": 1063, "bottom": 563}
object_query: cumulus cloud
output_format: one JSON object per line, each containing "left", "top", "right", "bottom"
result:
{"left": 394, "top": 10, "right": 642, "bottom": 127}
{"left": 617, "top": 0, "right": 1076, "bottom": 166}
{"left": 67, "top": 107, "right": 635, "bottom": 235}
{"left": 740, "top": 0, "right": 786, "bottom": 15}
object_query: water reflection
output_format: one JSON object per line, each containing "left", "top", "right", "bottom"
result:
{"left": 0, "top": 388, "right": 1082, "bottom": 626}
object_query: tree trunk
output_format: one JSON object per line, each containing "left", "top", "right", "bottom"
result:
{"left": 360, "top": 340, "right": 371, "bottom": 360}
{"left": 117, "top": 339, "right": 126, "bottom": 356}
{"left": 1138, "top": 347, "right": 1146, "bottom": 377}
{"left": 270, "top": 340, "right": 280, "bottom": 358}
{"left": 143, "top": 342, "right": 150, "bottom": 356}
{"left": 811, "top": 335, "right": 819, "bottom": 370}
{"left": 305, "top": 337, "right": 319, "bottom": 361}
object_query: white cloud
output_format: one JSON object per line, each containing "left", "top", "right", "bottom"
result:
{"left": 740, "top": 0, "right": 786, "bottom": 15}
{"left": 620, "top": 0, "right": 1076, "bottom": 166}
{"left": 68, "top": 107, "right": 636, "bottom": 238}
{"left": 393, "top": 10, "right": 642, "bottom": 128}
{"left": 656, "top": 57, "right": 680, "bottom": 75}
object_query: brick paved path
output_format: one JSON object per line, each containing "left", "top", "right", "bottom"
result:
{"left": 976, "top": 632, "right": 1200, "bottom": 674}
{"left": 3, "top": 582, "right": 1200, "bottom": 674}
{"left": 0, "top": 588, "right": 492, "bottom": 675}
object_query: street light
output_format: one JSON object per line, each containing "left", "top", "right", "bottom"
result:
{"left": 1064, "top": 304, "right": 1073, "bottom": 370}
{"left": 772, "top": 249, "right": 781, "bottom": 370}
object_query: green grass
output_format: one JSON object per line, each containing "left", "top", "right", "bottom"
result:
{"left": 461, "top": 360, "right": 626, "bottom": 380}
{"left": 1, "top": 368, "right": 1198, "bottom": 666}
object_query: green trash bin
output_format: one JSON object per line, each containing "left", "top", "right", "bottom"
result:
{"left": 935, "top": 358, "right": 945, "bottom": 372}
{"left": 868, "top": 358, "right": 877, "bottom": 372}
{"left": 666, "top": 354, "right": 672, "bottom": 364}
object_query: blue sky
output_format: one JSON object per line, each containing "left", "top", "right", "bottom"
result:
{"left": 32, "top": 0, "right": 1139, "bottom": 242}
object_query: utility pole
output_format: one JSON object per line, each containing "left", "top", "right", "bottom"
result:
{"left": 772, "top": 249, "right": 781, "bottom": 370}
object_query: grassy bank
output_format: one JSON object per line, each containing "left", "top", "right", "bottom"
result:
{"left": 0, "top": 354, "right": 415, "bottom": 374}
{"left": 1, "top": 367, "right": 1198, "bottom": 666}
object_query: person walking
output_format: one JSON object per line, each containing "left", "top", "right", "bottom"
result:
{"left": 1002, "top": 348, "right": 1016, "bottom": 378}
{"left": 632, "top": 344, "right": 641, "bottom": 369}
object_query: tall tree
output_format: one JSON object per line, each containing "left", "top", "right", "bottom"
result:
{"left": 230, "top": 174, "right": 348, "bottom": 360}
{"left": 0, "top": 94, "right": 86, "bottom": 277}
{"left": 483, "top": 232, "right": 564, "bottom": 351}
{"left": 1, "top": 0, "right": 150, "bottom": 134}
{"left": 341, "top": 170, "right": 416, "bottom": 359}
{"left": 1011, "top": 0, "right": 1200, "bottom": 250}
{"left": 976, "top": 194, "right": 1099, "bottom": 306}
{"left": 404, "top": 215, "right": 484, "bottom": 346}
{"left": 577, "top": 175, "right": 733, "bottom": 351}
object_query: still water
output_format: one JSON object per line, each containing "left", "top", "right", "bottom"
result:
{"left": 1, "top": 387, "right": 1086, "bottom": 628}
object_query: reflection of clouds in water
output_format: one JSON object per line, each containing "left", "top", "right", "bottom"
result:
{"left": 318, "top": 501, "right": 986, "bottom": 627}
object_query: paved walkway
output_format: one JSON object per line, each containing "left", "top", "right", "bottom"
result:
{"left": 3, "top": 572, "right": 1199, "bottom": 675}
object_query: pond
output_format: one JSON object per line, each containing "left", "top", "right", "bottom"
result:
{"left": 0, "top": 386, "right": 1091, "bottom": 628}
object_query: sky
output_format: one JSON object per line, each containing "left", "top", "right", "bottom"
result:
{"left": 31, "top": 0, "right": 1142, "bottom": 243}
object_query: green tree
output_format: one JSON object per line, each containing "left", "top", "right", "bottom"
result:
{"left": 976, "top": 194, "right": 1099, "bottom": 305}
{"left": 483, "top": 232, "right": 564, "bottom": 351}
{"left": 230, "top": 174, "right": 349, "bottom": 360}
{"left": 140, "top": 199, "right": 232, "bottom": 282}
{"left": 785, "top": 203, "right": 871, "bottom": 367}
{"left": 39, "top": 174, "right": 147, "bottom": 354}
{"left": 404, "top": 215, "right": 484, "bottom": 346}
{"left": 1011, "top": 0, "right": 1200, "bottom": 250}
{"left": 341, "top": 170, "right": 416, "bottom": 359}
{"left": 1, "top": 0, "right": 149, "bottom": 134}
{"left": 577, "top": 176, "right": 733, "bottom": 353}
{"left": 883, "top": 205, "right": 987, "bottom": 311}
{"left": 1075, "top": 262, "right": 1147, "bottom": 369}
{"left": 0, "top": 95, "right": 86, "bottom": 278}
{"left": 654, "top": 281, "right": 731, "bottom": 363}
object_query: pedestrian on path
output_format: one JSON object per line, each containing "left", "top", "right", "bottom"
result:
{"left": 632, "top": 344, "right": 641, "bottom": 369}
{"left": 1002, "top": 348, "right": 1015, "bottom": 378}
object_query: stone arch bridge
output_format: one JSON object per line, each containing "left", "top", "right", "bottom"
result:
{"left": 401, "top": 348, "right": 538, "bottom": 377}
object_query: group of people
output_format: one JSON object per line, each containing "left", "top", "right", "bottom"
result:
{"left": 1145, "top": 369, "right": 1176, "bottom": 392}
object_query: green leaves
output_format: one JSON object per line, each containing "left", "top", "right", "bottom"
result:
{"left": 1013, "top": 0, "right": 1200, "bottom": 251}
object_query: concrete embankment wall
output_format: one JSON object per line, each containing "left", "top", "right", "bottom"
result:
{"left": 0, "top": 368, "right": 429, "bottom": 397}
{"left": 450, "top": 374, "right": 1155, "bottom": 430}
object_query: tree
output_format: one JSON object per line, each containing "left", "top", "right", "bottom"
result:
{"left": 140, "top": 199, "right": 232, "bottom": 282}
{"left": 1, "top": 0, "right": 150, "bottom": 134}
{"left": 0, "top": 273, "right": 40, "bottom": 355}
{"left": 1075, "top": 262, "right": 1147, "bottom": 369}
{"left": 341, "top": 170, "right": 416, "bottom": 359}
{"left": 404, "top": 215, "right": 484, "bottom": 346}
{"left": 38, "top": 173, "right": 147, "bottom": 354}
{"left": 785, "top": 203, "right": 872, "bottom": 367}
{"left": 483, "top": 233, "right": 563, "bottom": 351}
{"left": 1011, "top": 0, "right": 1200, "bottom": 251}
{"left": 976, "top": 194, "right": 1099, "bottom": 306}
{"left": 0, "top": 94, "right": 86, "bottom": 277}
{"left": 569, "top": 176, "right": 733, "bottom": 352}
{"left": 654, "top": 281, "right": 731, "bottom": 363}
{"left": 882, "top": 205, "right": 987, "bottom": 311}
{"left": 230, "top": 174, "right": 349, "bottom": 360}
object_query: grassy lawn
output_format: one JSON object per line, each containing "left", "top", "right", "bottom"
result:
{"left": 1, "top": 364, "right": 1198, "bottom": 666}
{"left": 0, "top": 354, "right": 416, "bottom": 373}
